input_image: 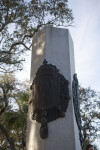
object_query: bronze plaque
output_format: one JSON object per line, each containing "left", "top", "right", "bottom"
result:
{"left": 30, "top": 60, "right": 70, "bottom": 139}
{"left": 32, "top": 76, "right": 60, "bottom": 110}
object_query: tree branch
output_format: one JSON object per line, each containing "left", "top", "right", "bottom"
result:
{"left": 9, "top": 41, "right": 30, "bottom": 52}
{"left": 0, "top": 84, "right": 8, "bottom": 115}
{"left": 0, "top": 123, "right": 16, "bottom": 150}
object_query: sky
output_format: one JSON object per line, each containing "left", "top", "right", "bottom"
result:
{"left": 69, "top": 0, "right": 100, "bottom": 148}
{"left": 15, "top": 0, "right": 100, "bottom": 148}
{"left": 68, "top": 0, "right": 100, "bottom": 92}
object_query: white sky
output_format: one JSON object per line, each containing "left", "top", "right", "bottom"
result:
{"left": 15, "top": 0, "right": 100, "bottom": 148}
{"left": 68, "top": 0, "right": 100, "bottom": 92}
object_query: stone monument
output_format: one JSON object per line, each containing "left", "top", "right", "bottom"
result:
{"left": 26, "top": 27, "right": 82, "bottom": 150}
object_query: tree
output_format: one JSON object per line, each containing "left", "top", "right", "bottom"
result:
{"left": 0, "top": 0, "right": 73, "bottom": 72}
{"left": 0, "top": 73, "right": 29, "bottom": 150}
{"left": 79, "top": 86, "right": 100, "bottom": 150}
{"left": 0, "top": 74, "right": 17, "bottom": 150}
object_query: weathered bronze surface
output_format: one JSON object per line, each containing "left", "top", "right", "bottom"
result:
{"left": 72, "top": 74, "right": 83, "bottom": 145}
{"left": 30, "top": 59, "right": 70, "bottom": 139}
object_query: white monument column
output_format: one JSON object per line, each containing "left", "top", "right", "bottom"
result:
{"left": 26, "top": 27, "right": 82, "bottom": 150}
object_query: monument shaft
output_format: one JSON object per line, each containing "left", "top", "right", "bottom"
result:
{"left": 26, "top": 27, "right": 82, "bottom": 150}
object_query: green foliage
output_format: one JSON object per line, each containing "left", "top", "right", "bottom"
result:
{"left": 80, "top": 86, "right": 100, "bottom": 150}
{"left": 0, "top": 73, "right": 29, "bottom": 149}
{"left": 94, "top": 144, "right": 99, "bottom": 150}
{"left": 0, "top": 73, "right": 16, "bottom": 93}
{"left": 0, "top": 0, "right": 73, "bottom": 72}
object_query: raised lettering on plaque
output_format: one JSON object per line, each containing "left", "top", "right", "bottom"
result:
{"left": 30, "top": 59, "right": 70, "bottom": 139}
